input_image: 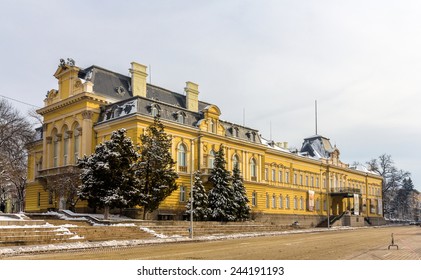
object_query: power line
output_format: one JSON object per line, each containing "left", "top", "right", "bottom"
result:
{"left": 0, "top": 94, "right": 42, "bottom": 109}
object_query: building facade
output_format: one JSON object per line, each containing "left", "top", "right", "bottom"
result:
{"left": 25, "top": 59, "right": 384, "bottom": 226}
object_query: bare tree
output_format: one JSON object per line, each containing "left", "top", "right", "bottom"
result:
{"left": 0, "top": 99, "right": 35, "bottom": 212}
{"left": 40, "top": 170, "right": 81, "bottom": 212}
{"left": 367, "top": 154, "right": 410, "bottom": 218}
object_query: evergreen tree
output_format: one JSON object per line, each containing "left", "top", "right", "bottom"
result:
{"left": 232, "top": 164, "right": 251, "bottom": 221}
{"left": 134, "top": 117, "right": 178, "bottom": 219}
{"left": 77, "top": 129, "right": 139, "bottom": 219}
{"left": 186, "top": 170, "right": 211, "bottom": 221}
{"left": 208, "top": 145, "right": 236, "bottom": 221}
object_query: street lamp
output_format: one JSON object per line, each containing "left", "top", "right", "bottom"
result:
{"left": 189, "top": 135, "right": 202, "bottom": 239}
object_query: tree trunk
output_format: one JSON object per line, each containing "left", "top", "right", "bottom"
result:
{"left": 104, "top": 205, "right": 110, "bottom": 220}
{"left": 142, "top": 207, "right": 147, "bottom": 220}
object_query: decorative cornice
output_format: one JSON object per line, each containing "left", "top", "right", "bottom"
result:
{"left": 37, "top": 93, "right": 110, "bottom": 115}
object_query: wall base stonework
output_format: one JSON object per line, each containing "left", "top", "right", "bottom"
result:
{"left": 251, "top": 212, "right": 326, "bottom": 228}
{"left": 342, "top": 215, "right": 365, "bottom": 227}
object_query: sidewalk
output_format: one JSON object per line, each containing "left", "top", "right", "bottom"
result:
{"left": 349, "top": 227, "right": 421, "bottom": 260}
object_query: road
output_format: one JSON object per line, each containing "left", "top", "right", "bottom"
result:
{"left": 2, "top": 226, "right": 420, "bottom": 260}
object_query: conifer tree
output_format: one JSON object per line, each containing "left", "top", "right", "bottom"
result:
{"left": 232, "top": 164, "right": 251, "bottom": 221}
{"left": 186, "top": 170, "right": 211, "bottom": 221}
{"left": 208, "top": 145, "right": 236, "bottom": 221}
{"left": 134, "top": 117, "right": 178, "bottom": 219}
{"left": 78, "top": 129, "right": 139, "bottom": 219}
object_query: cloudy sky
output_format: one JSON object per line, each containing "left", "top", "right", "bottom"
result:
{"left": 1, "top": 0, "right": 420, "bottom": 190}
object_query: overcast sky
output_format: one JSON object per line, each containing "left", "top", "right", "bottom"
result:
{"left": 1, "top": 0, "right": 420, "bottom": 190}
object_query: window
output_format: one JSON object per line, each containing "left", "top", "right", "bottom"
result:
{"left": 266, "top": 193, "right": 270, "bottom": 208}
{"left": 52, "top": 130, "right": 59, "bottom": 167}
{"left": 37, "top": 192, "right": 41, "bottom": 207}
{"left": 53, "top": 138, "right": 59, "bottom": 167}
{"left": 233, "top": 127, "right": 239, "bottom": 137}
{"left": 151, "top": 104, "right": 160, "bottom": 117}
{"left": 294, "top": 197, "right": 298, "bottom": 209}
{"left": 209, "top": 150, "right": 216, "bottom": 168}
{"left": 279, "top": 171, "right": 283, "bottom": 183}
{"left": 300, "top": 197, "right": 304, "bottom": 210}
{"left": 323, "top": 200, "right": 327, "bottom": 211}
{"left": 210, "top": 119, "right": 215, "bottom": 133}
{"left": 48, "top": 192, "right": 53, "bottom": 205}
{"left": 178, "top": 144, "right": 187, "bottom": 172}
{"left": 179, "top": 186, "right": 186, "bottom": 202}
{"left": 252, "top": 191, "right": 257, "bottom": 207}
{"left": 286, "top": 196, "right": 290, "bottom": 209}
{"left": 265, "top": 168, "right": 268, "bottom": 181}
{"left": 232, "top": 154, "right": 239, "bottom": 170}
{"left": 316, "top": 178, "right": 319, "bottom": 188}
{"left": 63, "top": 131, "right": 69, "bottom": 165}
{"left": 279, "top": 195, "right": 283, "bottom": 209}
{"left": 272, "top": 169, "right": 276, "bottom": 182}
{"left": 316, "top": 198, "right": 320, "bottom": 211}
{"left": 250, "top": 158, "right": 257, "bottom": 179}
{"left": 272, "top": 194, "right": 276, "bottom": 208}
{"left": 300, "top": 175, "right": 303, "bottom": 186}
{"left": 285, "top": 171, "right": 289, "bottom": 183}
{"left": 177, "top": 113, "right": 185, "bottom": 124}
{"left": 294, "top": 173, "right": 297, "bottom": 185}
{"left": 73, "top": 125, "right": 80, "bottom": 163}
{"left": 175, "top": 111, "right": 186, "bottom": 124}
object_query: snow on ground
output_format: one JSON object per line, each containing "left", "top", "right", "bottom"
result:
{"left": 0, "top": 214, "right": 27, "bottom": 220}
{"left": 0, "top": 226, "right": 362, "bottom": 257}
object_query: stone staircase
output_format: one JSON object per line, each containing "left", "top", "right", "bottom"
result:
{"left": 1, "top": 212, "right": 296, "bottom": 247}
{"left": 0, "top": 219, "right": 81, "bottom": 247}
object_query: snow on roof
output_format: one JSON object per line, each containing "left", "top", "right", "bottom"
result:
{"left": 260, "top": 137, "right": 291, "bottom": 153}
{"left": 349, "top": 163, "right": 378, "bottom": 175}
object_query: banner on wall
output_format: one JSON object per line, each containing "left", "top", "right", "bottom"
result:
{"left": 353, "top": 194, "right": 359, "bottom": 215}
{"left": 378, "top": 198, "right": 383, "bottom": 215}
{"left": 308, "top": 190, "right": 315, "bottom": 211}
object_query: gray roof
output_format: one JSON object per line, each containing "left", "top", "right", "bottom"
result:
{"left": 79, "top": 65, "right": 210, "bottom": 110}
{"left": 88, "top": 65, "right": 261, "bottom": 144}
{"left": 299, "top": 135, "right": 335, "bottom": 159}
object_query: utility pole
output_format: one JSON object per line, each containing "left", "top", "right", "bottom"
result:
{"left": 189, "top": 135, "right": 202, "bottom": 239}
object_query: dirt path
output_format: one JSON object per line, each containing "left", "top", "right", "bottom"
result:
{"left": 2, "top": 226, "right": 420, "bottom": 260}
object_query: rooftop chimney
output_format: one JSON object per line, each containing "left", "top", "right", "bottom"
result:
{"left": 130, "top": 62, "right": 148, "bottom": 97}
{"left": 185, "top": 81, "right": 199, "bottom": 112}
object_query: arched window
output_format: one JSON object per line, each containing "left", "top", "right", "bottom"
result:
{"left": 209, "top": 150, "right": 216, "bottom": 168}
{"left": 286, "top": 195, "right": 290, "bottom": 209}
{"left": 272, "top": 194, "right": 276, "bottom": 208}
{"left": 279, "top": 195, "right": 283, "bottom": 209}
{"left": 232, "top": 154, "right": 239, "bottom": 170}
{"left": 294, "top": 196, "right": 298, "bottom": 209}
{"left": 63, "top": 126, "right": 69, "bottom": 166}
{"left": 175, "top": 111, "right": 186, "bottom": 124}
{"left": 73, "top": 124, "right": 80, "bottom": 163}
{"left": 250, "top": 158, "right": 257, "bottom": 179}
{"left": 177, "top": 113, "right": 185, "bottom": 124}
{"left": 52, "top": 129, "right": 59, "bottom": 167}
{"left": 210, "top": 119, "right": 215, "bottom": 133}
{"left": 151, "top": 104, "right": 161, "bottom": 117}
{"left": 178, "top": 143, "right": 187, "bottom": 172}
{"left": 300, "top": 196, "right": 304, "bottom": 210}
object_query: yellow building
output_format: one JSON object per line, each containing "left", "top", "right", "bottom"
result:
{"left": 25, "top": 59, "right": 384, "bottom": 226}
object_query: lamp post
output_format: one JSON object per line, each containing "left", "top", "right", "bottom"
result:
{"left": 189, "top": 135, "right": 202, "bottom": 239}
